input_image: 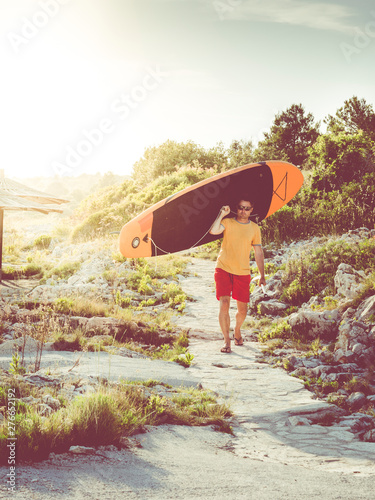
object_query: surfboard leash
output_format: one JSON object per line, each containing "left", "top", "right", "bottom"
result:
{"left": 149, "top": 207, "right": 261, "bottom": 258}
{"left": 148, "top": 222, "right": 214, "bottom": 258}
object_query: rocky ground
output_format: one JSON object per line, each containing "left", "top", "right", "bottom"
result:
{"left": 1, "top": 228, "right": 375, "bottom": 498}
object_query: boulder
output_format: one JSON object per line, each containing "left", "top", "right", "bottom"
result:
{"left": 0, "top": 335, "right": 40, "bottom": 355}
{"left": 335, "top": 320, "right": 369, "bottom": 352}
{"left": 85, "top": 317, "right": 124, "bottom": 335}
{"left": 357, "top": 296, "right": 375, "bottom": 323}
{"left": 249, "top": 271, "right": 284, "bottom": 310}
{"left": 257, "top": 300, "right": 289, "bottom": 316}
{"left": 288, "top": 309, "right": 340, "bottom": 341}
{"left": 334, "top": 263, "right": 366, "bottom": 300}
{"left": 363, "top": 429, "right": 375, "bottom": 442}
{"left": 69, "top": 446, "right": 96, "bottom": 455}
{"left": 347, "top": 392, "right": 366, "bottom": 411}
{"left": 287, "top": 416, "right": 311, "bottom": 426}
{"left": 42, "top": 394, "right": 60, "bottom": 410}
{"left": 37, "top": 403, "right": 54, "bottom": 416}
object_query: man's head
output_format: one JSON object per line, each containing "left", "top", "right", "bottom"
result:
{"left": 236, "top": 198, "right": 254, "bottom": 222}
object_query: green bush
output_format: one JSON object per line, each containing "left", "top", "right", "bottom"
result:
{"left": 46, "top": 261, "right": 81, "bottom": 280}
{"left": 0, "top": 382, "right": 232, "bottom": 464}
{"left": 309, "top": 131, "right": 374, "bottom": 192}
{"left": 162, "top": 283, "right": 187, "bottom": 312}
{"left": 1, "top": 263, "right": 43, "bottom": 279}
{"left": 34, "top": 235, "right": 52, "bottom": 250}
{"left": 281, "top": 238, "right": 375, "bottom": 306}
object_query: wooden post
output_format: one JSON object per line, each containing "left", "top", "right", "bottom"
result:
{"left": 0, "top": 169, "right": 4, "bottom": 282}
{"left": 0, "top": 209, "right": 3, "bottom": 283}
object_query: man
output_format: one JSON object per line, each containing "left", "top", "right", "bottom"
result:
{"left": 209, "top": 198, "right": 266, "bottom": 353}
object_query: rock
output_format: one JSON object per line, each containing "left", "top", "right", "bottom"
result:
{"left": 334, "top": 348, "right": 346, "bottom": 363}
{"left": 363, "top": 429, "right": 375, "bottom": 442}
{"left": 290, "top": 367, "right": 309, "bottom": 377}
{"left": 21, "top": 395, "right": 40, "bottom": 405}
{"left": 37, "top": 403, "right": 54, "bottom": 416}
{"left": 0, "top": 335, "right": 40, "bottom": 354}
{"left": 342, "top": 350, "right": 356, "bottom": 363}
{"left": 249, "top": 287, "right": 267, "bottom": 310}
{"left": 334, "top": 263, "right": 366, "bottom": 299}
{"left": 85, "top": 317, "right": 123, "bottom": 336}
{"left": 301, "top": 358, "right": 321, "bottom": 369}
{"left": 340, "top": 413, "right": 375, "bottom": 434}
{"left": 286, "top": 355, "right": 303, "bottom": 370}
{"left": 357, "top": 296, "right": 375, "bottom": 323}
{"left": 257, "top": 300, "right": 289, "bottom": 316}
{"left": 310, "top": 365, "right": 333, "bottom": 377}
{"left": 69, "top": 446, "right": 96, "bottom": 455}
{"left": 44, "top": 342, "right": 55, "bottom": 352}
{"left": 42, "top": 394, "right": 60, "bottom": 410}
{"left": 351, "top": 343, "right": 364, "bottom": 355}
{"left": 300, "top": 406, "right": 346, "bottom": 424}
{"left": 287, "top": 416, "right": 311, "bottom": 426}
{"left": 347, "top": 392, "right": 366, "bottom": 410}
{"left": 119, "top": 436, "right": 143, "bottom": 449}
{"left": 74, "top": 385, "right": 96, "bottom": 395}
{"left": 288, "top": 309, "right": 340, "bottom": 341}
{"left": 24, "top": 374, "right": 61, "bottom": 388}
{"left": 335, "top": 320, "right": 369, "bottom": 352}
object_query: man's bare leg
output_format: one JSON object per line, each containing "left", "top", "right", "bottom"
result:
{"left": 234, "top": 300, "right": 248, "bottom": 342}
{"left": 219, "top": 296, "right": 231, "bottom": 349}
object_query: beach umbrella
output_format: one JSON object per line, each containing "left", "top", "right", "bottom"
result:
{"left": 0, "top": 169, "right": 69, "bottom": 281}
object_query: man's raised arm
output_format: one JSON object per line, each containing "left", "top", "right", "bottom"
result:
{"left": 209, "top": 206, "right": 230, "bottom": 234}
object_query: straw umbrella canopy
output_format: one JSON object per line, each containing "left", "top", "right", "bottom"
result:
{"left": 0, "top": 169, "right": 69, "bottom": 281}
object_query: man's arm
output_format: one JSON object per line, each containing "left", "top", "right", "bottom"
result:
{"left": 209, "top": 206, "right": 230, "bottom": 235}
{"left": 253, "top": 245, "right": 266, "bottom": 286}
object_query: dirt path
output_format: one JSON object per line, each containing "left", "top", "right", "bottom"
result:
{"left": 1, "top": 259, "right": 375, "bottom": 499}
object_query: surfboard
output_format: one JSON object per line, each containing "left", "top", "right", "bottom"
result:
{"left": 119, "top": 161, "right": 303, "bottom": 258}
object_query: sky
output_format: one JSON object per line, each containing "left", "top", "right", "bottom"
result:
{"left": 1, "top": 0, "right": 375, "bottom": 179}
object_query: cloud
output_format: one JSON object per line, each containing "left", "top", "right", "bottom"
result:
{"left": 213, "top": 0, "right": 357, "bottom": 34}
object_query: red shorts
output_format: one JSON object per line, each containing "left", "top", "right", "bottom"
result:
{"left": 214, "top": 268, "right": 251, "bottom": 303}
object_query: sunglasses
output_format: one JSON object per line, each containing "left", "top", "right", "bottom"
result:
{"left": 237, "top": 205, "right": 253, "bottom": 211}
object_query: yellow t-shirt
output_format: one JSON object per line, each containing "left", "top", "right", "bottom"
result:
{"left": 216, "top": 218, "right": 261, "bottom": 275}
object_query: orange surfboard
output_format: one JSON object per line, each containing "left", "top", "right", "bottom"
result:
{"left": 119, "top": 161, "right": 303, "bottom": 258}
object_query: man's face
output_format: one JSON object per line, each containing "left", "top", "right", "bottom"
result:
{"left": 236, "top": 200, "right": 253, "bottom": 221}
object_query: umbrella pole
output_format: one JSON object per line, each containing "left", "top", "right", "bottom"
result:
{"left": 0, "top": 208, "right": 3, "bottom": 283}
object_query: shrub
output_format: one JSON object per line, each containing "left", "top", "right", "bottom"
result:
{"left": 52, "top": 296, "right": 109, "bottom": 317}
{"left": 34, "top": 235, "right": 52, "bottom": 250}
{"left": 0, "top": 381, "right": 232, "bottom": 464}
{"left": 46, "top": 261, "right": 81, "bottom": 280}
{"left": 258, "top": 320, "right": 292, "bottom": 342}
{"left": 281, "top": 238, "right": 375, "bottom": 306}
{"left": 162, "top": 283, "right": 187, "bottom": 312}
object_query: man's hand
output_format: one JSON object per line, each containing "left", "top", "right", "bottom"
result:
{"left": 253, "top": 245, "right": 266, "bottom": 287}
{"left": 220, "top": 206, "right": 230, "bottom": 217}
{"left": 258, "top": 275, "right": 266, "bottom": 286}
